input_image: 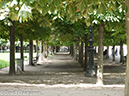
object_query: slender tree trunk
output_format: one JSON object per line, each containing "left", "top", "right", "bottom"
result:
{"left": 112, "top": 45, "right": 115, "bottom": 61}
{"left": 70, "top": 46, "right": 74, "bottom": 57}
{"left": 36, "top": 40, "right": 38, "bottom": 62}
{"left": 84, "top": 34, "right": 88, "bottom": 71}
{"left": 106, "top": 46, "right": 109, "bottom": 59}
{"left": 124, "top": 1, "right": 129, "bottom": 95}
{"left": 20, "top": 34, "right": 24, "bottom": 71}
{"left": 9, "top": 19, "right": 15, "bottom": 75}
{"left": 43, "top": 43, "right": 46, "bottom": 58}
{"left": 78, "top": 38, "right": 81, "bottom": 64}
{"left": 76, "top": 44, "right": 78, "bottom": 60}
{"left": 36, "top": 40, "right": 38, "bottom": 57}
{"left": 79, "top": 43, "right": 81, "bottom": 64}
{"left": 29, "top": 40, "right": 34, "bottom": 65}
{"left": 80, "top": 38, "right": 83, "bottom": 67}
{"left": 52, "top": 46, "right": 54, "bottom": 53}
{"left": 69, "top": 46, "right": 71, "bottom": 54}
{"left": 54, "top": 46, "right": 56, "bottom": 53}
{"left": 56, "top": 46, "right": 60, "bottom": 52}
{"left": 39, "top": 40, "right": 43, "bottom": 61}
{"left": 120, "top": 40, "right": 123, "bottom": 63}
{"left": 47, "top": 44, "right": 49, "bottom": 56}
{"left": 43, "top": 43, "right": 47, "bottom": 59}
{"left": 40, "top": 40, "right": 43, "bottom": 53}
{"left": 74, "top": 44, "right": 77, "bottom": 60}
{"left": 96, "top": 21, "right": 104, "bottom": 85}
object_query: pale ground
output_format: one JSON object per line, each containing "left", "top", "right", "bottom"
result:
{"left": 0, "top": 51, "right": 126, "bottom": 96}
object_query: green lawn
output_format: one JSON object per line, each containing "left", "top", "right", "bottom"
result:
{"left": 0, "top": 59, "right": 9, "bottom": 69}
{"left": 0, "top": 53, "right": 36, "bottom": 69}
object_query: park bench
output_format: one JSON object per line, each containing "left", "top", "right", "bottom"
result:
{"left": 24, "top": 56, "right": 39, "bottom": 64}
{"left": 33, "top": 56, "right": 39, "bottom": 64}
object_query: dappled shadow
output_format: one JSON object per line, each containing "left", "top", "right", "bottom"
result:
{"left": 0, "top": 52, "right": 126, "bottom": 85}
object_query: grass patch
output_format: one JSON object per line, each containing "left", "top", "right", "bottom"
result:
{"left": 0, "top": 59, "right": 9, "bottom": 69}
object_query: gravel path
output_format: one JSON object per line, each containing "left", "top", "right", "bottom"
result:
{"left": 0, "top": 51, "right": 126, "bottom": 96}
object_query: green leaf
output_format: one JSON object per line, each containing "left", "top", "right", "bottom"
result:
{"left": 83, "top": 9, "right": 89, "bottom": 18}
{"left": 101, "top": 3, "right": 106, "bottom": 13}
{"left": 111, "top": 1, "right": 116, "bottom": 12}
{"left": 50, "top": 3, "right": 56, "bottom": 13}
{"left": 19, "top": 10, "right": 32, "bottom": 22}
{"left": 93, "top": 0, "right": 99, "bottom": 5}
{"left": 54, "top": 0, "right": 60, "bottom": 7}
{"left": 77, "top": 2, "right": 84, "bottom": 12}
{"left": 42, "top": 6, "right": 47, "bottom": 16}
{"left": 108, "top": 5, "right": 112, "bottom": 12}
{"left": 85, "top": 16, "right": 91, "bottom": 27}
{"left": 47, "top": 0, "right": 53, "bottom": 4}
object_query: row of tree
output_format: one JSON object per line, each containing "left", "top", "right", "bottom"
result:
{"left": 0, "top": 0, "right": 129, "bottom": 95}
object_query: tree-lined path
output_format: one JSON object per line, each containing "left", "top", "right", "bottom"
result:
{"left": 0, "top": 51, "right": 126, "bottom": 85}
{"left": 0, "top": 51, "right": 125, "bottom": 96}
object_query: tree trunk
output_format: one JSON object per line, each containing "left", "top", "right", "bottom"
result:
{"left": 40, "top": 40, "right": 43, "bottom": 53}
{"left": 29, "top": 40, "right": 34, "bottom": 66}
{"left": 36, "top": 40, "right": 38, "bottom": 57}
{"left": 52, "top": 46, "right": 55, "bottom": 53}
{"left": 112, "top": 45, "right": 115, "bottom": 61}
{"left": 43, "top": 43, "right": 47, "bottom": 59}
{"left": 124, "top": 1, "right": 129, "bottom": 95}
{"left": 106, "top": 46, "right": 109, "bottom": 59}
{"left": 96, "top": 21, "right": 104, "bottom": 85}
{"left": 9, "top": 19, "right": 15, "bottom": 75}
{"left": 120, "top": 40, "right": 123, "bottom": 63}
{"left": 74, "top": 44, "right": 77, "bottom": 60}
{"left": 70, "top": 46, "right": 74, "bottom": 58}
{"left": 84, "top": 33, "right": 88, "bottom": 71}
{"left": 20, "top": 34, "right": 24, "bottom": 71}
{"left": 69, "top": 46, "right": 71, "bottom": 54}
{"left": 78, "top": 38, "right": 81, "bottom": 64}
{"left": 47, "top": 44, "right": 49, "bottom": 56}
{"left": 80, "top": 38, "right": 83, "bottom": 67}
{"left": 39, "top": 40, "right": 43, "bottom": 61}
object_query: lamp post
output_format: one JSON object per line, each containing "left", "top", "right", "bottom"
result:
{"left": 85, "top": 25, "right": 96, "bottom": 77}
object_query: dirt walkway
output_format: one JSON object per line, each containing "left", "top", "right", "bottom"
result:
{"left": 0, "top": 51, "right": 126, "bottom": 96}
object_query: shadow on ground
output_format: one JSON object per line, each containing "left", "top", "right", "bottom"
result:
{"left": 0, "top": 52, "right": 126, "bottom": 85}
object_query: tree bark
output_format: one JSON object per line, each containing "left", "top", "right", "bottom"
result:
{"left": 52, "top": 46, "right": 55, "bottom": 53}
{"left": 70, "top": 46, "right": 74, "bottom": 58}
{"left": 40, "top": 40, "right": 43, "bottom": 53}
{"left": 29, "top": 40, "right": 34, "bottom": 65}
{"left": 36, "top": 40, "right": 38, "bottom": 57}
{"left": 84, "top": 34, "right": 88, "bottom": 71}
{"left": 96, "top": 21, "right": 104, "bottom": 85}
{"left": 9, "top": 19, "right": 15, "bottom": 75}
{"left": 124, "top": 1, "right": 129, "bottom": 95}
{"left": 47, "top": 44, "right": 49, "bottom": 56}
{"left": 20, "top": 34, "right": 24, "bottom": 71}
{"left": 112, "top": 45, "right": 115, "bottom": 61}
{"left": 69, "top": 46, "right": 71, "bottom": 54}
{"left": 120, "top": 40, "right": 123, "bottom": 63}
{"left": 43, "top": 43, "right": 47, "bottom": 59}
{"left": 78, "top": 38, "right": 81, "bottom": 64}
{"left": 74, "top": 44, "right": 77, "bottom": 60}
{"left": 80, "top": 38, "right": 83, "bottom": 67}
{"left": 106, "top": 46, "right": 109, "bottom": 59}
